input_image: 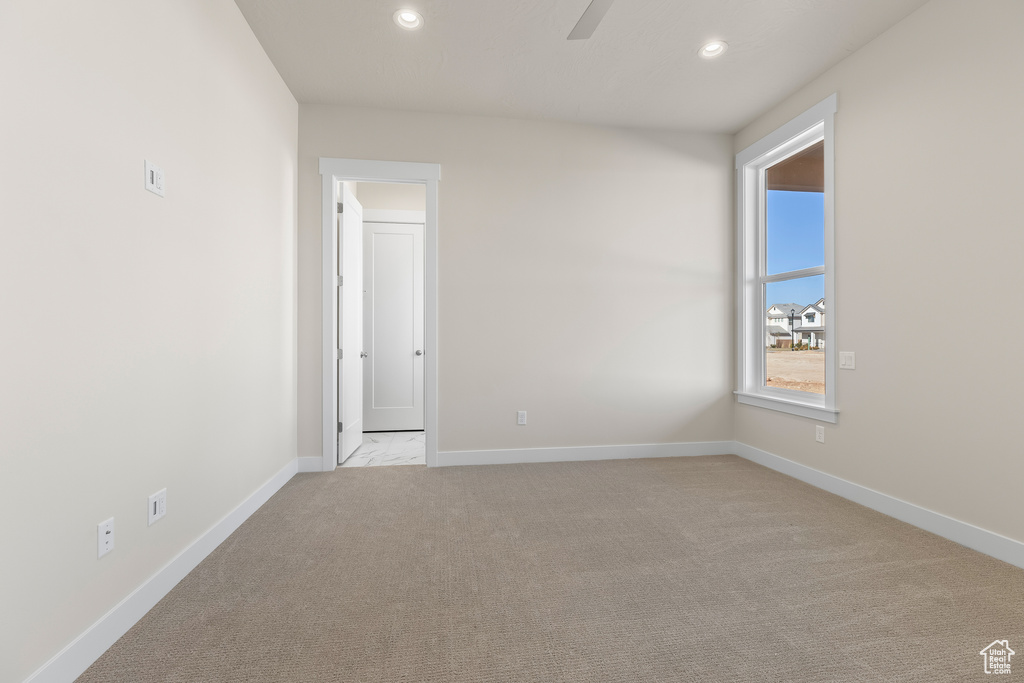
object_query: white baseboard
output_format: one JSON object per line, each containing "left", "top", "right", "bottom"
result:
{"left": 297, "top": 456, "right": 323, "bottom": 473}
{"left": 24, "top": 459, "right": 298, "bottom": 683}
{"left": 733, "top": 442, "right": 1024, "bottom": 571}
{"left": 436, "top": 441, "right": 736, "bottom": 467}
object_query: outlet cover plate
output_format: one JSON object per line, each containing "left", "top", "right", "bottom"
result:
{"left": 98, "top": 518, "right": 114, "bottom": 558}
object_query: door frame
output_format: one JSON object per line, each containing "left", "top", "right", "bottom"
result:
{"left": 319, "top": 158, "right": 440, "bottom": 471}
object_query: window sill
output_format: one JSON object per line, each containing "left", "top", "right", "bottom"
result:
{"left": 734, "top": 391, "right": 838, "bottom": 423}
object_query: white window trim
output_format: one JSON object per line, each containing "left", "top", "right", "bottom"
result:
{"left": 735, "top": 94, "right": 838, "bottom": 423}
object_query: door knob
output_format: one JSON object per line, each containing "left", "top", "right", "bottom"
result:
{"left": 415, "top": 349, "right": 423, "bottom": 356}
{"left": 360, "top": 351, "right": 368, "bottom": 358}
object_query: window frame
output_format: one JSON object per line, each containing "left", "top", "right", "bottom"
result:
{"left": 735, "top": 94, "right": 838, "bottom": 423}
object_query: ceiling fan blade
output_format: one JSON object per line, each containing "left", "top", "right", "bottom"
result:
{"left": 567, "top": 0, "right": 615, "bottom": 40}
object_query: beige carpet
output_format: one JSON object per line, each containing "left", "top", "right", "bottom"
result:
{"left": 79, "top": 456, "right": 1023, "bottom": 682}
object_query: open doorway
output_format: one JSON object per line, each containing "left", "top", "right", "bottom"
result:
{"left": 319, "top": 158, "right": 440, "bottom": 471}
{"left": 344, "top": 182, "right": 426, "bottom": 467}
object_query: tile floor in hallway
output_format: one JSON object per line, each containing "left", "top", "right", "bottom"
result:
{"left": 341, "top": 431, "right": 425, "bottom": 467}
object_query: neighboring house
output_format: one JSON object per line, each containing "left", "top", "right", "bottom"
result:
{"left": 766, "top": 299, "right": 825, "bottom": 349}
{"left": 766, "top": 302, "right": 802, "bottom": 348}
{"left": 795, "top": 298, "right": 826, "bottom": 349}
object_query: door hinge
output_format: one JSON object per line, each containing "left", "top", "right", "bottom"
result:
{"left": 337, "top": 349, "right": 342, "bottom": 359}
{"left": 337, "top": 202, "right": 343, "bottom": 214}
{"left": 337, "top": 276, "right": 343, "bottom": 286}
{"left": 338, "top": 421, "right": 343, "bottom": 433}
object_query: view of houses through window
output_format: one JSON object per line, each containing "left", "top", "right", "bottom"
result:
{"left": 765, "top": 293, "right": 825, "bottom": 394}
{"left": 763, "top": 140, "right": 825, "bottom": 395}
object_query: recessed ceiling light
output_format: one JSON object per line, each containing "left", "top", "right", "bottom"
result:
{"left": 698, "top": 40, "right": 728, "bottom": 59}
{"left": 393, "top": 9, "right": 423, "bottom": 30}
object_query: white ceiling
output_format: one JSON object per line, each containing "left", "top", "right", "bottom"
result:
{"left": 233, "top": 0, "right": 930, "bottom": 133}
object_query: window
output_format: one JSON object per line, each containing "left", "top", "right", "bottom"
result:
{"left": 735, "top": 94, "right": 837, "bottom": 423}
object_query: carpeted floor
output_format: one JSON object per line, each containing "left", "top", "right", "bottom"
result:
{"left": 78, "top": 456, "right": 1024, "bottom": 682}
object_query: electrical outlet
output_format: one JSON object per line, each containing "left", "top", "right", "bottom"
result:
{"left": 517, "top": 411, "right": 527, "bottom": 425}
{"left": 148, "top": 488, "right": 167, "bottom": 526}
{"left": 98, "top": 518, "right": 114, "bottom": 558}
{"left": 815, "top": 425, "right": 825, "bottom": 444}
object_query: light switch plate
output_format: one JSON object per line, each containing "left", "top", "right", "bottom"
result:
{"left": 145, "top": 160, "right": 165, "bottom": 197}
{"left": 148, "top": 488, "right": 167, "bottom": 526}
{"left": 839, "top": 351, "right": 855, "bottom": 370}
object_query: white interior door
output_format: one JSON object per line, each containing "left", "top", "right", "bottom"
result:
{"left": 363, "top": 221, "right": 424, "bottom": 431}
{"left": 338, "top": 184, "right": 364, "bottom": 462}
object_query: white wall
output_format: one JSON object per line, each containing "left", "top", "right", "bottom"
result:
{"left": 734, "top": 0, "right": 1024, "bottom": 544}
{"left": 356, "top": 182, "right": 426, "bottom": 211}
{"left": 0, "top": 1, "right": 298, "bottom": 680}
{"left": 299, "top": 106, "right": 734, "bottom": 455}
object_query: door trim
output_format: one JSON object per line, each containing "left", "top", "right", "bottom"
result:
{"left": 319, "top": 158, "right": 440, "bottom": 471}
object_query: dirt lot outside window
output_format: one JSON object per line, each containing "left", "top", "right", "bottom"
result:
{"left": 765, "top": 350, "right": 824, "bottom": 394}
